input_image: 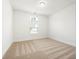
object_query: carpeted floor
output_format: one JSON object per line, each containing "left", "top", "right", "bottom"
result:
{"left": 3, "top": 38, "right": 76, "bottom": 59}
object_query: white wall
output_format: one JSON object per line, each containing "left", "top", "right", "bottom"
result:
{"left": 49, "top": 3, "right": 76, "bottom": 46}
{"left": 2, "top": 0, "right": 13, "bottom": 56}
{"left": 13, "top": 10, "right": 48, "bottom": 42}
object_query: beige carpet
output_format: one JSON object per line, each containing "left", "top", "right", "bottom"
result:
{"left": 3, "top": 38, "right": 76, "bottom": 59}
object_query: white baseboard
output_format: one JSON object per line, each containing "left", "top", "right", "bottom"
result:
{"left": 13, "top": 37, "right": 48, "bottom": 42}
{"left": 3, "top": 42, "right": 13, "bottom": 57}
{"left": 49, "top": 36, "right": 76, "bottom": 47}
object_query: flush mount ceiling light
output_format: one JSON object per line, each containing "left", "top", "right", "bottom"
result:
{"left": 40, "top": 1, "right": 45, "bottom": 7}
{"left": 39, "top": 0, "right": 47, "bottom": 8}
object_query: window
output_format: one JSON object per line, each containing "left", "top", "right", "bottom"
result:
{"left": 30, "top": 15, "right": 39, "bottom": 34}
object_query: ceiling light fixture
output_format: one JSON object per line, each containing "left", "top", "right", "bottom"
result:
{"left": 39, "top": 0, "right": 47, "bottom": 8}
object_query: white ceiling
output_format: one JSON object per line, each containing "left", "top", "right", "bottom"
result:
{"left": 10, "top": 0, "right": 75, "bottom": 16}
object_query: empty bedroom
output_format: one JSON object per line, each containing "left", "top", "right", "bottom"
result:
{"left": 2, "top": 0, "right": 76, "bottom": 59}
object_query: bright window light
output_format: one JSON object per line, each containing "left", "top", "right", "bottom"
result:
{"left": 30, "top": 15, "right": 39, "bottom": 34}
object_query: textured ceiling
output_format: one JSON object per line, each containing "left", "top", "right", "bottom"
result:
{"left": 10, "top": 0, "right": 75, "bottom": 16}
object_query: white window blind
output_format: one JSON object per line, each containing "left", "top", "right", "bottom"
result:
{"left": 30, "top": 15, "right": 39, "bottom": 34}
